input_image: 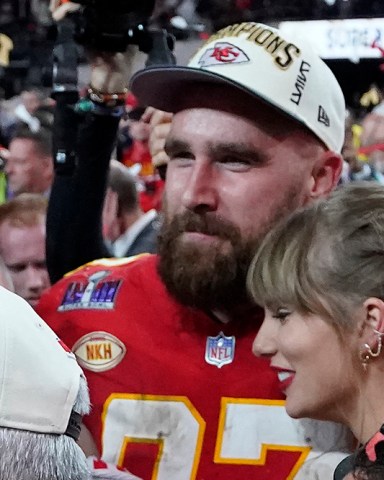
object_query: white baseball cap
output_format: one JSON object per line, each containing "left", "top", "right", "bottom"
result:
{"left": 130, "top": 22, "right": 345, "bottom": 153}
{"left": 0, "top": 287, "right": 83, "bottom": 436}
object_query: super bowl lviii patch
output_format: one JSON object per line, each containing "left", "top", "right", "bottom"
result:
{"left": 58, "top": 271, "right": 121, "bottom": 311}
{"left": 72, "top": 332, "right": 126, "bottom": 372}
{"left": 205, "top": 331, "right": 235, "bottom": 368}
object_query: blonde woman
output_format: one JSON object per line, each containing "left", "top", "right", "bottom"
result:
{"left": 247, "top": 182, "right": 384, "bottom": 480}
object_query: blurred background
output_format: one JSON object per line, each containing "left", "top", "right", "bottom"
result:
{"left": 1, "top": 0, "right": 384, "bottom": 111}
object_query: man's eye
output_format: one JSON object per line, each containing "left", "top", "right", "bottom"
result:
{"left": 169, "top": 157, "right": 195, "bottom": 170}
{"left": 272, "top": 307, "right": 292, "bottom": 324}
{"left": 222, "top": 156, "right": 249, "bottom": 164}
{"left": 35, "top": 261, "right": 47, "bottom": 270}
{"left": 219, "top": 157, "right": 253, "bottom": 171}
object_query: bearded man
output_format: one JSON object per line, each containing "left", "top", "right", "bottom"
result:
{"left": 38, "top": 22, "right": 352, "bottom": 480}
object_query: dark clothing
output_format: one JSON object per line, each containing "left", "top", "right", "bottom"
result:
{"left": 334, "top": 424, "right": 384, "bottom": 479}
{"left": 106, "top": 210, "right": 160, "bottom": 258}
{"left": 124, "top": 216, "right": 160, "bottom": 257}
{"left": 333, "top": 454, "right": 354, "bottom": 479}
{"left": 47, "top": 92, "right": 119, "bottom": 284}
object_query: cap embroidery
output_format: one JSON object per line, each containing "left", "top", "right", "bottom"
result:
{"left": 318, "top": 106, "right": 330, "bottom": 127}
{"left": 290, "top": 60, "right": 311, "bottom": 106}
{"left": 198, "top": 42, "right": 250, "bottom": 67}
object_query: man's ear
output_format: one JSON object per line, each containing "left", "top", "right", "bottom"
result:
{"left": 309, "top": 151, "right": 343, "bottom": 200}
{"left": 43, "top": 154, "right": 54, "bottom": 172}
{"left": 102, "top": 188, "right": 119, "bottom": 238}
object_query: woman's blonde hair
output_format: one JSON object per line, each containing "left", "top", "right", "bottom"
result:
{"left": 247, "top": 182, "right": 384, "bottom": 332}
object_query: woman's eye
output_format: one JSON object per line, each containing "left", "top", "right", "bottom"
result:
{"left": 272, "top": 307, "right": 292, "bottom": 324}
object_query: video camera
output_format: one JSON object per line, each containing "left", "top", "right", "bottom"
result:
{"left": 70, "top": 0, "right": 157, "bottom": 53}
{"left": 51, "top": 0, "right": 175, "bottom": 93}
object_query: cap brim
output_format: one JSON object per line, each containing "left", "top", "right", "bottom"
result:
{"left": 130, "top": 66, "right": 237, "bottom": 112}
{"left": 130, "top": 66, "right": 309, "bottom": 131}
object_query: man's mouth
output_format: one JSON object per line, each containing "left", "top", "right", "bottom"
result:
{"left": 181, "top": 231, "right": 222, "bottom": 244}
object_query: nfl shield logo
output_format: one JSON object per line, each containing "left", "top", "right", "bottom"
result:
{"left": 205, "top": 331, "right": 236, "bottom": 368}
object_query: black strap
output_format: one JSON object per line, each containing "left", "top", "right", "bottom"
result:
{"left": 64, "top": 410, "right": 82, "bottom": 441}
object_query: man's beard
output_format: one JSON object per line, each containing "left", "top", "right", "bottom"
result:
{"left": 157, "top": 187, "right": 303, "bottom": 312}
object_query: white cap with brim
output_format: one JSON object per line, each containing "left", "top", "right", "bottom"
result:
{"left": 130, "top": 22, "right": 345, "bottom": 153}
{"left": 0, "top": 287, "right": 83, "bottom": 435}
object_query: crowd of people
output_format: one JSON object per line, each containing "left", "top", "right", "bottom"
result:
{"left": 1, "top": 2, "right": 384, "bottom": 480}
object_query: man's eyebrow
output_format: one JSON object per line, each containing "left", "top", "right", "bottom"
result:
{"left": 164, "top": 139, "right": 268, "bottom": 164}
{"left": 209, "top": 142, "right": 268, "bottom": 164}
{"left": 164, "top": 139, "right": 190, "bottom": 155}
{"left": 6, "top": 262, "right": 27, "bottom": 270}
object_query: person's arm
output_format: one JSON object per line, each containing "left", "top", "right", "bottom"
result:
{"left": 46, "top": 94, "right": 118, "bottom": 284}
{"left": 78, "top": 423, "right": 99, "bottom": 457}
{"left": 46, "top": 40, "right": 136, "bottom": 284}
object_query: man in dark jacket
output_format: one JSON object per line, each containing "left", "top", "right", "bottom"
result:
{"left": 102, "top": 160, "right": 159, "bottom": 258}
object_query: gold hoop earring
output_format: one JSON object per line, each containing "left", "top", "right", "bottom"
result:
{"left": 360, "top": 330, "right": 384, "bottom": 371}
{"left": 367, "top": 330, "right": 383, "bottom": 358}
{"left": 360, "top": 348, "right": 371, "bottom": 371}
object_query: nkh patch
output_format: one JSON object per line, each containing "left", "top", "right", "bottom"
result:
{"left": 58, "top": 271, "right": 121, "bottom": 311}
{"left": 198, "top": 42, "right": 250, "bottom": 67}
{"left": 72, "top": 332, "right": 126, "bottom": 372}
{"left": 205, "top": 331, "right": 236, "bottom": 368}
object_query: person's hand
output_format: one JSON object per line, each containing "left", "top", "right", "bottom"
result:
{"left": 141, "top": 107, "right": 173, "bottom": 168}
{"left": 49, "top": 0, "right": 137, "bottom": 94}
{"left": 88, "top": 48, "right": 137, "bottom": 94}
{"left": 49, "top": 0, "right": 81, "bottom": 21}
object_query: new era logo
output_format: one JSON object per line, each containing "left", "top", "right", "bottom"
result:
{"left": 318, "top": 106, "right": 330, "bottom": 127}
{"left": 198, "top": 42, "right": 250, "bottom": 67}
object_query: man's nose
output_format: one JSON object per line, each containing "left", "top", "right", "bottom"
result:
{"left": 181, "top": 162, "right": 218, "bottom": 213}
{"left": 25, "top": 265, "right": 48, "bottom": 290}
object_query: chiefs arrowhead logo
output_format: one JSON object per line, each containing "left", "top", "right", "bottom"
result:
{"left": 198, "top": 42, "right": 250, "bottom": 67}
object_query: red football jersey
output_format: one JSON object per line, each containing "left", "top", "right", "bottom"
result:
{"left": 37, "top": 255, "right": 350, "bottom": 480}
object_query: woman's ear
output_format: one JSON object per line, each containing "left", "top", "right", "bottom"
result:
{"left": 361, "top": 297, "right": 384, "bottom": 344}
{"left": 358, "top": 298, "right": 384, "bottom": 369}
